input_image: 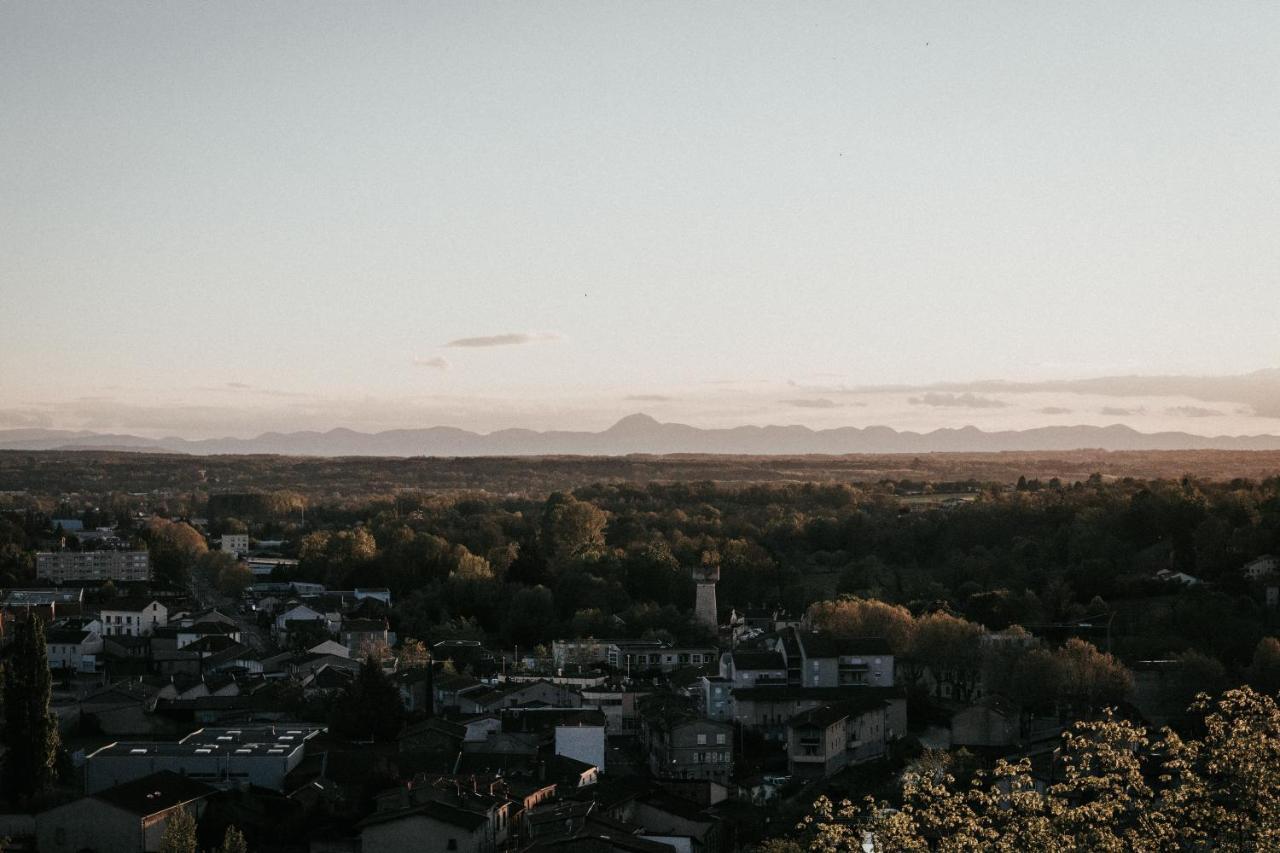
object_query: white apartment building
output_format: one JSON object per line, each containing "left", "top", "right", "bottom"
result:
{"left": 100, "top": 599, "right": 168, "bottom": 637}
{"left": 220, "top": 534, "right": 250, "bottom": 556}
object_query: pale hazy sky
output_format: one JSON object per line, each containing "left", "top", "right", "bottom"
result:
{"left": 3, "top": 3, "right": 1279, "bottom": 437}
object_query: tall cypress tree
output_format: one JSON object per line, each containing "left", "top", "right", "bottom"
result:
{"left": 3, "top": 616, "right": 61, "bottom": 803}
{"left": 331, "top": 655, "right": 405, "bottom": 741}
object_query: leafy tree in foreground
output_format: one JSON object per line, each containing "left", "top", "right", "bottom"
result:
{"left": 774, "top": 687, "right": 1280, "bottom": 852}
{"left": 2, "top": 616, "right": 60, "bottom": 804}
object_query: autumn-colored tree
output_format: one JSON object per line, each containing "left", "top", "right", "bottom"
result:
{"left": 194, "top": 550, "right": 253, "bottom": 598}
{"left": 1054, "top": 638, "right": 1132, "bottom": 717}
{"left": 454, "top": 551, "right": 493, "bottom": 580}
{"left": 397, "top": 637, "right": 432, "bottom": 668}
{"left": 807, "top": 597, "right": 917, "bottom": 657}
{"left": 216, "top": 560, "right": 253, "bottom": 596}
{"left": 540, "top": 493, "right": 608, "bottom": 565}
{"left": 299, "top": 527, "right": 377, "bottom": 586}
{"left": 146, "top": 518, "right": 208, "bottom": 587}
{"left": 911, "top": 611, "right": 986, "bottom": 702}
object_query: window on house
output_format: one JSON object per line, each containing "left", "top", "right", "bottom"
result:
{"left": 697, "top": 734, "right": 707, "bottom": 745}
{"left": 447, "top": 840, "right": 457, "bottom": 851}
{"left": 716, "top": 733, "right": 726, "bottom": 745}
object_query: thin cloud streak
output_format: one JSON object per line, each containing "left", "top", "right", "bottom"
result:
{"left": 850, "top": 370, "right": 1280, "bottom": 418}
{"left": 1166, "top": 406, "right": 1222, "bottom": 418}
{"left": 444, "top": 333, "right": 560, "bottom": 348}
{"left": 910, "top": 392, "right": 1008, "bottom": 409}
{"left": 782, "top": 398, "right": 839, "bottom": 409}
{"left": 413, "top": 356, "right": 450, "bottom": 369}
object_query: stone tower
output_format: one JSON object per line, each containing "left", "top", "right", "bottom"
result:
{"left": 691, "top": 563, "right": 719, "bottom": 630}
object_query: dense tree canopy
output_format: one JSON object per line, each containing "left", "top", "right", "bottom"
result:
{"left": 9, "top": 466, "right": 1280, "bottom": 688}
{"left": 145, "top": 518, "right": 208, "bottom": 587}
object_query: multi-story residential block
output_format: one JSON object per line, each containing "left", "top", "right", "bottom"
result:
{"left": 719, "top": 649, "right": 788, "bottom": 688}
{"left": 638, "top": 696, "right": 734, "bottom": 785}
{"left": 786, "top": 696, "right": 898, "bottom": 779}
{"left": 36, "top": 550, "right": 150, "bottom": 583}
{"left": 732, "top": 684, "right": 907, "bottom": 742}
{"left": 771, "top": 626, "right": 894, "bottom": 687}
{"left": 703, "top": 649, "right": 790, "bottom": 720}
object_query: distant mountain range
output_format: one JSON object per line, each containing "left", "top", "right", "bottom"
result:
{"left": 4, "top": 414, "right": 1280, "bottom": 456}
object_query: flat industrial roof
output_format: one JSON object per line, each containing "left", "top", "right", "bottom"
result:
{"left": 91, "top": 725, "right": 325, "bottom": 759}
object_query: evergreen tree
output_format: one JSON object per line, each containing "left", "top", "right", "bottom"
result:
{"left": 2, "top": 616, "right": 60, "bottom": 804}
{"left": 160, "top": 807, "right": 198, "bottom": 853}
{"left": 331, "top": 655, "right": 405, "bottom": 741}
{"left": 217, "top": 825, "right": 248, "bottom": 853}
